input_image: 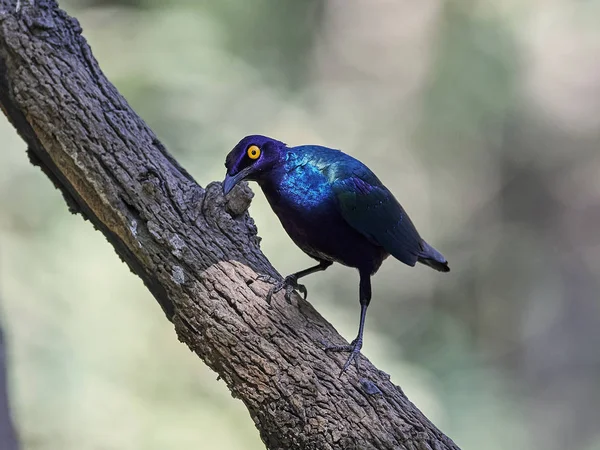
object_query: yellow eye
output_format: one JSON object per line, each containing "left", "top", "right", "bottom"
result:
{"left": 247, "top": 145, "right": 261, "bottom": 160}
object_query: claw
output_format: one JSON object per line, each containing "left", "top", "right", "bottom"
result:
{"left": 295, "top": 283, "right": 308, "bottom": 300}
{"left": 323, "top": 338, "right": 363, "bottom": 375}
{"left": 258, "top": 274, "right": 307, "bottom": 304}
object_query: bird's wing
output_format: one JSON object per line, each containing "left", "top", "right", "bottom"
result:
{"left": 331, "top": 168, "right": 423, "bottom": 267}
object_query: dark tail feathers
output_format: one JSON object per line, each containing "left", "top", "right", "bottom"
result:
{"left": 418, "top": 240, "right": 450, "bottom": 272}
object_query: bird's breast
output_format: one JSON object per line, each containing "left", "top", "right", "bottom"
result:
{"left": 275, "top": 164, "right": 331, "bottom": 211}
{"left": 259, "top": 167, "right": 337, "bottom": 248}
{"left": 258, "top": 167, "right": 388, "bottom": 273}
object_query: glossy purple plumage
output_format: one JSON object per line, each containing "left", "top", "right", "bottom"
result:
{"left": 224, "top": 136, "right": 448, "bottom": 274}
{"left": 256, "top": 148, "right": 390, "bottom": 275}
{"left": 223, "top": 135, "right": 449, "bottom": 374}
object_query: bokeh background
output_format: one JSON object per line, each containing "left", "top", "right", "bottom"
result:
{"left": 1, "top": 0, "right": 600, "bottom": 449}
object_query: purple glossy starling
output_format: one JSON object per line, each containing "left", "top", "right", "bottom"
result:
{"left": 223, "top": 135, "right": 449, "bottom": 373}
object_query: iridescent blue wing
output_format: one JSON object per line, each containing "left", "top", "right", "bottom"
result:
{"left": 330, "top": 165, "right": 423, "bottom": 267}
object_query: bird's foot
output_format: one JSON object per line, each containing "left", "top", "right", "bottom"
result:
{"left": 323, "top": 338, "right": 363, "bottom": 375}
{"left": 257, "top": 274, "right": 307, "bottom": 304}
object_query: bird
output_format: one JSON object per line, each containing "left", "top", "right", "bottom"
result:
{"left": 222, "top": 135, "right": 449, "bottom": 373}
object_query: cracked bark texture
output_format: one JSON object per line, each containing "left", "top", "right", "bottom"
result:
{"left": 0, "top": 1, "right": 460, "bottom": 449}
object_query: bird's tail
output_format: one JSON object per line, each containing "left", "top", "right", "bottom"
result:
{"left": 418, "top": 240, "right": 450, "bottom": 272}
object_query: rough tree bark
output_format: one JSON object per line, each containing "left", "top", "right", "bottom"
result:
{"left": 0, "top": 1, "right": 460, "bottom": 449}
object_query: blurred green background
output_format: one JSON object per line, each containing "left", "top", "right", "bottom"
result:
{"left": 2, "top": 0, "right": 600, "bottom": 449}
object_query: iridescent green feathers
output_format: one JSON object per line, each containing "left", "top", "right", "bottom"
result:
{"left": 223, "top": 135, "right": 449, "bottom": 373}
{"left": 286, "top": 145, "right": 449, "bottom": 272}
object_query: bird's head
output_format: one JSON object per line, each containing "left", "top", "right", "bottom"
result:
{"left": 222, "top": 135, "right": 286, "bottom": 195}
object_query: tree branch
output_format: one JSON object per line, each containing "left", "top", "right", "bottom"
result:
{"left": 0, "top": 1, "right": 460, "bottom": 449}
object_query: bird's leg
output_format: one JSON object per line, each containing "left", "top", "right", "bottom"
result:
{"left": 259, "top": 260, "right": 332, "bottom": 304}
{"left": 325, "top": 303, "right": 368, "bottom": 373}
{"left": 324, "top": 272, "right": 371, "bottom": 375}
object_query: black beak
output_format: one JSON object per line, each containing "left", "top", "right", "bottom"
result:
{"left": 222, "top": 168, "right": 252, "bottom": 196}
{"left": 222, "top": 174, "right": 237, "bottom": 196}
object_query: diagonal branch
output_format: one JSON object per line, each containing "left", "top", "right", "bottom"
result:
{"left": 0, "top": 1, "right": 460, "bottom": 449}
